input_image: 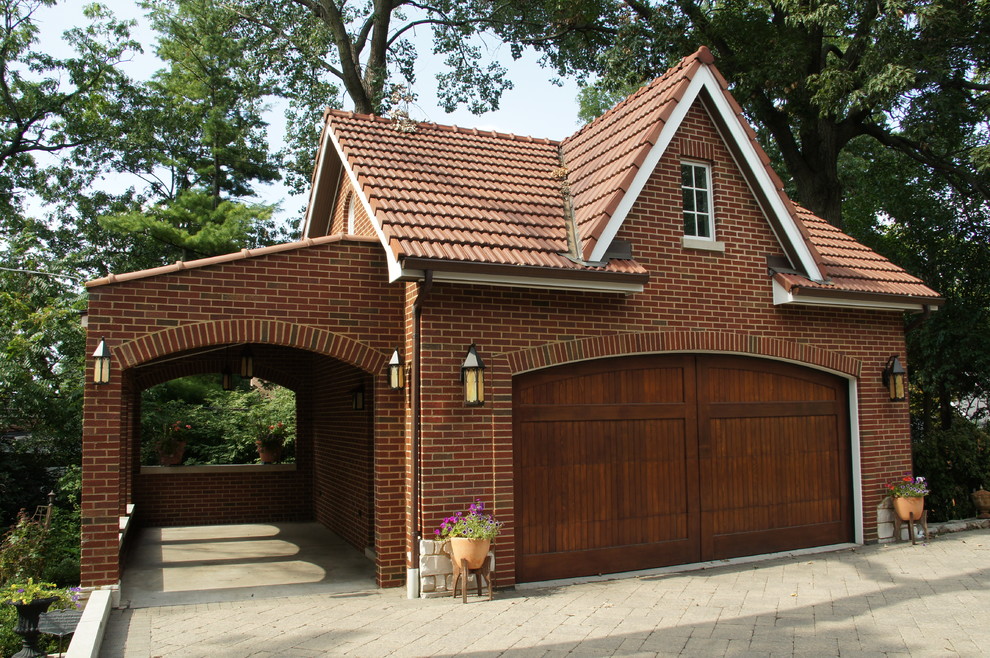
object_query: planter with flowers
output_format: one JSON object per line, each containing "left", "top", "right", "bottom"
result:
{"left": 256, "top": 422, "right": 287, "bottom": 464}
{"left": 2, "top": 578, "right": 81, "bottom": 658}
{"left": 886, "top": 474, "right": 930, "bottom": 521}
{"left": 155, "top": 421, "right": 190, "bottom": 466}
{"left": 435, "top": 499, "right": 503, "bottom": 570}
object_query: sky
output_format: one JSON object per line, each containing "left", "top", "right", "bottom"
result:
{"left": 36, "top": 1, "right": 585, "bottom": 220}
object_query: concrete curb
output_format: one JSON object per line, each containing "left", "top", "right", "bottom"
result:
{"left": 65, "top": 589, "right": 113, "bottom": 658}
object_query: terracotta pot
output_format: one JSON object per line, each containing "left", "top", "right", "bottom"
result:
{"left": 971, "top": 489, "right": 990, "bottom": 519}
{"left": 449, "top": 537, "right": 491, "bottom": 570}
{"left": 256, "top": 440, "right": 283, "bottom": 464}
{"left": 156, "top": 440, "right": 186, "bottom": 466}
{"left": 893, "top": 496, "right": 925, "bottom": 521}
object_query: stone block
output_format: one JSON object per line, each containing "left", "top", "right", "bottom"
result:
{"left": 420, "top": 554, "right": 452, "bottom": 576}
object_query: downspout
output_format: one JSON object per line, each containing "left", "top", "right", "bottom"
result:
{"left": 407, "top": 270, "right": 433, "bottom": 599}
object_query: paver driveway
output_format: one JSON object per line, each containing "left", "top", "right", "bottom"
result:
{"left": 100, "top": 529, "right": 990, "bottom": 657}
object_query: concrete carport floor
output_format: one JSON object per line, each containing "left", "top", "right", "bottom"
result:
{"left": 119, "top": 522, "right": 377, "bottom": 608}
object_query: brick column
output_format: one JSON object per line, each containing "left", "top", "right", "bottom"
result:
{"left": 80, "top": 365, "right": 124, "bottom": 587}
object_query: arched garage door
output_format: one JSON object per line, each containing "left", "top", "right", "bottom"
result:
{"left": 513, "top": 354, "right": 852, "bottom": 582}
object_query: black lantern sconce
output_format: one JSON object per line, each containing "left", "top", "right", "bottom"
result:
{"left": 351, "top": 385, "right": 365, "bottom": 410}
{"left": 882, "top": 355, "right": 907, "bottom": 402}
{"left": 388, "top": 349, "right": 405, "bottom": 390}
{"left": 239, "top": 345, "right": 254, "bottom": 378}
{"left": 92, "top": 337, "right": 111, "bottom": 384}
{"left": 461, "top": 344, "right": 486, "bottom": 407}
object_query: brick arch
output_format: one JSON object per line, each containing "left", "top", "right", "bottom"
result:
{"left": 115, "top": 319, "right": 386, "bottom": 374}
{"left": 504, "top": 330, "right": 862, "bottom": 378}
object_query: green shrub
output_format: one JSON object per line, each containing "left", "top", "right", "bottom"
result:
{"left": 913, "top": 418, "right": 990, "bottom": 521}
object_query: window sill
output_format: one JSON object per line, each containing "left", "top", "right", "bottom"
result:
{"left": 682, "top": 236, "right": 725, "bottom": 252}
{"left": 140, "top": 464, "right": 296, "bottom": 475}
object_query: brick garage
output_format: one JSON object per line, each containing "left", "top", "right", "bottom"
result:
{"left": 82, "top": 48, "right": 940, "bottom": 592}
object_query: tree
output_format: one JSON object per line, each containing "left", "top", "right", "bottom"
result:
{"left": 493, "top": 0, "right": 990, "bottom": 229}
{"left": 0, "top": 0, "right": 137, "bottom": 221}
{"left": 225, "top": 0, "right": 559, "bottom": 191}
{"left": 98, "top": 0, "right": 287, "bottom": 260}
{"left": 842, "top": 136, "right": 990, "bottom": 431}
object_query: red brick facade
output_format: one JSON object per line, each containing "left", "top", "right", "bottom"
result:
{"left": 82, "top": 98, "right": 916, "bottom": 592}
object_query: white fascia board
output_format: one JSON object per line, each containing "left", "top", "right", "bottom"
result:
{"left": 400, "top": 267, "right": 644, "bottom": 294}
{"left": 324, "top": 127, "right": 403, "bottom": 281}
{"left": 301, "top": 127, "right": 330, "bottom": 237}
{"left": 772, "top": 279, "right": 928, "bottom": 312}
{"left": 588, "top": 66, "right": 824, "bottom": 282}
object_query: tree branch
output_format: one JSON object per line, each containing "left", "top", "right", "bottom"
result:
{"left": 857, "top": 119, "right": 990, "bottom": 198}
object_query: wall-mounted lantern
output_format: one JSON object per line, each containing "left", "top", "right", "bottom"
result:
{"left": 92, "top": 337, "right": 111, "bottom": 385}
{"left": 351, "top": 385, "right": 365, "bottom": 410}
{"left": 882, "top": 355, "right": 907, "bottom": 402}
{"left": 388, "top": 349, "right": 405, "bottom": 390}
{"left": 461, "top": 344, "right": 486, "bottom": 407}
{"left": 239, "top": 346, "right": 254, "bottom": 378}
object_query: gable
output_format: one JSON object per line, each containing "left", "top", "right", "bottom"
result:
{"left": 613, "top": 101, "right": 790, "bottom": 304}
{"left": 562, "top": 52, "right": 824, "bottom": 281}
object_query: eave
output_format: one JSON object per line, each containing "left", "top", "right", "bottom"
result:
{"left": 399, "top": 258, "right": 648, "bottom": 294}
{"left": 772, "top": 278, "right": 944, "bottom": 312}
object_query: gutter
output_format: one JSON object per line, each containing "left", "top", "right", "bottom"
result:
{"left": 407, "top": 270, "right": 433, "bottom": 599}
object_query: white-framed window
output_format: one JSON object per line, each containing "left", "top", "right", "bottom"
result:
{"left": 681, "top": 162, "right": 713, "bottom": 239}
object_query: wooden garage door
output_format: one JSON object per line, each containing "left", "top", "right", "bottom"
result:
{"left": 513, "top": 354, "right": 851, "bottom": 582}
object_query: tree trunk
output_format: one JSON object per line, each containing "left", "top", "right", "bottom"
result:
{"left": 781, "top": 118, "right": 846, "bottom": 230}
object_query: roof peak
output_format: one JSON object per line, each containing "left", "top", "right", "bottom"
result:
{"left": 562, "top": 46, "right": 712, "bottom": 147}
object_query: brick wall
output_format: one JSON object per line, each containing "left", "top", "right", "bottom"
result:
{"left": 83, "top": 98, "right": 920, "bottom": 593}
{"left": 312, "top": 361, "right": 375, "bottom": 553}
{"left": 411, "top": 100, "right": 912, "bottom": 587}
{"left": 82, "top": 239, "right": 407, "bottom": 587}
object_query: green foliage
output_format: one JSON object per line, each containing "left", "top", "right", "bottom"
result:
{"left": 914, "top": 418, "right": 990, "bottom": 522}
{"left": 0, "top": 602, "right": 17, "bottom": 657}
{"left": 0, "top": 0, "right": 139, "bottom": 217}
{"left": 576, "top": 80, "right": 645, "bottom": 124}
{"left": 0, "top": 466, "right": 80, "bottom": 589}
{"left": 100, "top": 189, "right": 276, "bottom": 260}
{"left": 841, "top": 139, "right": 990, "bottom": 429}
{"left": 140, "top": 377, "right": 296, "bottom": 465}
{"left": 0, "top": 514, "right": 46, "bottom": 585}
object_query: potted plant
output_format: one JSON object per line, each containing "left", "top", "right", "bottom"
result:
{"left": 885, "top": 474, "right": 930, "bottom": 521}
{"left": 972, "top": 489, "right": 990, "bottom": 519}
{"left": 256, "top": 422, "right": 287, "bottom": 464}
{"left": 1, "top": 578, "right": 81, "bottom": 657}
{"left": 155, "top": 421, "right": 190, "bottom": 466}
{"left": 434, "top": 499, "right": 503, "bottom": 570}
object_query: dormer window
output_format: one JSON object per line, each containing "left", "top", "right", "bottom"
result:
{"left": 681, "top": 161, "right": 724, "bottom": 252}
{"left": 681, "top": 162, "right": 712, "bottom": 239}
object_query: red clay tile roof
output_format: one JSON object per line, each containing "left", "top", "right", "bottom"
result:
{"left": 777, "top": 208, "right": 942, "bottom": 301}
{"left": 322, "top": 64, "right": 941, "bottom": 302}
{"left": 326, "top": 110, "right": 645, "bottom": 276}
{"left": 561, "top": 52, "right": 703, "bottom": 260}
